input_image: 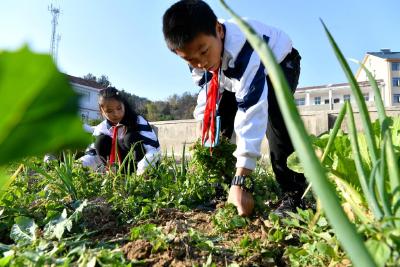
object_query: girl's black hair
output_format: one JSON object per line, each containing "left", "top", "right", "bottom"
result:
{"left": 162, "top": 0, "right": 218, "bottom": 51}
{"left": 99, "top": 87, "right": 139, "bottom": 131}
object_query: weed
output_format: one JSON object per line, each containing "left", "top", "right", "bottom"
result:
{"left": 212, "top": 204, "right": 249, "bottom": 233}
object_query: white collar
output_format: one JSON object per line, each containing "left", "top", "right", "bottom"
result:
{"left": 219, "top": 19, "right": 247, "bottom": 71}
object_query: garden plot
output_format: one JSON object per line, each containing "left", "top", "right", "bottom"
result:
{"left": 0, "top": 145, "right": 349, "bottom": 266}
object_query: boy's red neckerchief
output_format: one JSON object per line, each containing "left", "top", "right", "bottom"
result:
{"left": 202, "top": 24, "right": 225, "bottom": 151}
{"left": 202, "top": 69, "right": 219, "bottom": 150}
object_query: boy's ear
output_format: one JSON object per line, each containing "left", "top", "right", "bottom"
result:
{"left": 216, "top": 22, "right": 224, "bottom": 39}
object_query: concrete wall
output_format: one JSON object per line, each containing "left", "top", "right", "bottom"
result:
{"left": 151, "top": 105, "right": 400, "bottom": 156}
{"left": 151, "top": 119, "right": 201, "bottom": 155}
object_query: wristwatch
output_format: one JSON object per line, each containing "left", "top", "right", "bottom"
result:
{"left": 231, "top": 175, "right": 254, "bottom": 192}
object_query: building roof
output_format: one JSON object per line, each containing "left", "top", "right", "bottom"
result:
{"left": 66, "top": 74, "right": 105, "bottom": 90}
{"left": 367, "top": 49, "right": 400, "bottom": 60}
{"left": 297, "top": 79, "right": 384, "bottom": 92}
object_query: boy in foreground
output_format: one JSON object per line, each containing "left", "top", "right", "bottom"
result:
{"left": 162, "top": 0, "right": 306, "bottom": 216}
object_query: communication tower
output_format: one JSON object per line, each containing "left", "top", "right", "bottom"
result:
{"left": 49, "top": 4, "right": 61, "bottom": 63}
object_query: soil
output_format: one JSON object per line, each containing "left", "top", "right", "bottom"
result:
{"left": 119, "top": 207, "right": 285, "bottom": 267}
{"left": 81, "top": 197, "right": 117, "bottom": 231}
{"left": 77, "top": 196, "right": 317, "bottom": 266}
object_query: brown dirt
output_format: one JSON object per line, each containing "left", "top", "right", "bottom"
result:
{"left": 82, "top": 197, "right": 117, "bottom": 232}
{"left": 122, "top": 239, "right": 152, "bottom": 260}
{"left": 120, "top": 207, "right": 282, "bottom": 266}
{"left": 82, "top": 197, "right": 130, "bottom": 245}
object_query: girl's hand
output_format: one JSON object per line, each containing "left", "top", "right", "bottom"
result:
{"left": 136, "top": 169, "right": 145, "bottom": 176}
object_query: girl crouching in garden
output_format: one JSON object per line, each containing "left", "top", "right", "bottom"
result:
{"left": 84, "top": 87, "right": 160, "bottom": 174}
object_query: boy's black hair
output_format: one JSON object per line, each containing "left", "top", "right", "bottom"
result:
{"left": 162, "top": 0, "right": 218, "bottom": 51}
{"left": 99, "top": 87, "right": 139, "bottom": 131}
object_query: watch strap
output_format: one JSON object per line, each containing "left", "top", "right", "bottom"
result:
{"left": 231, "top": 175, "right": 254, "bottom": 192}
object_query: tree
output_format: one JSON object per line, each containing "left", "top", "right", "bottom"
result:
{"left": 82, "top": 73, "right": 197, "bottom": 121}
{"left": 145, "top": 102, "right": 160, "bottom": 121}
{"left": 83, "top": 73, "right": 97, "bottom": 82}
{"left": 82, "top": 73, "right": 111, "bottom": 88}
{"left": 97, "top": 75, "right": 111, "bottom": 88}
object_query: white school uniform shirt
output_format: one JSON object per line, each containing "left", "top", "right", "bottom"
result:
{"left": 192, "top": 19, "right": 292, "bottom": 170}
{"left": 91, "top": 115, "right": 160, "bottom": 174}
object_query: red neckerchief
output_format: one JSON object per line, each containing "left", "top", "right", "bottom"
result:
{"left": 109, "top": 125, "right": 122, "bottom": 166}
{"left": 202, "top": 70, "right": 219, "bottom": 150}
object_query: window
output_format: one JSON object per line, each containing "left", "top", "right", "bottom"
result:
{"left": 324, "top": 99, "right": 329, "bottom": 104}
{"left": 393, "top": 78, "right": 400, "bottom": 87}
{"left": 314, "top": 96, "right": 321, "bottom": 105}
{"left": 363, "top": 94, "right": 369, "bottom": 101}
{"left": 77, "top": 90, "right": 90, "bottom": 102}
{"left": 295, "top": 98, "right": 305, "bottom": 106}
{"left": 392, "top": 62, "right": 400, "bottom": 71}
{"left": 393, "top": 94, "right": 400, "bottom": 104}
{"left": 80, "top": 112, "right": 89, "bottom": 122}
{"left": 343, "top": 94, "right": 351, "bottom": 102}
{"left": 333, "top": 98, "right": 340, "bottom": 103}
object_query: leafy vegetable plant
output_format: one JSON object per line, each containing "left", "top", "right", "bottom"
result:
{"left": 0, "top": 48, "right": 90, "bottom": 195}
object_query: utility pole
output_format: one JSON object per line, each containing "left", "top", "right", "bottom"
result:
{"left": 49, "top": 4, "right": 61, "bottom": 64}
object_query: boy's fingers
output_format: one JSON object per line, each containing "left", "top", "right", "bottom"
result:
{"left": 238, "top": 193, "right": 254, "bottom": 216}
{"left": 237, "top": 204, "right": 248, "bottom": 216}
{"left": 228, "top": 186, "right": 254, "bottom": 216}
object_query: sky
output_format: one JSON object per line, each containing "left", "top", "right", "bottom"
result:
{"left": 1, "top": 0, "right": 399, "bottom": 101}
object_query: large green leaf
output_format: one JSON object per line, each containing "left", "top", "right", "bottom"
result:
{"left": 43, "top": 209, "right": 72, "bottom": 240}
{"left": 43, "top": 200, "right": 86, "bottom": 240}
{"left": 287, "top": 152, "right": 304, "bottom": 173}
{"left": 10, "top": 216, "right": 38, "bottom": 245}
{"left": 330, "top": 135, "right": 360, "bottom": 186}
{"left": 0, "top": 255, "right": 13, "bottom": 266}
{"left": 0, "top": 47, "right": 90, "bottom": 165}
{"left": 391, "top": 117, "right": 400, "bottom": 147}
{"left": 365, "top": 239, "right": 391, "bottom": 267}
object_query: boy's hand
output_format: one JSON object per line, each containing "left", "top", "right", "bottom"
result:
{"left": 227, "top": 185, "right": 254, "bottom": 216}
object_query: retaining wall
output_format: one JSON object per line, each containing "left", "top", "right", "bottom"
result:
{"left": 151, "top": 106, "right": 400, "bottom": 156}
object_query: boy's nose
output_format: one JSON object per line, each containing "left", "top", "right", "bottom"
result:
{"left": 196, "top": 60, "right": 207, "bottom": 69}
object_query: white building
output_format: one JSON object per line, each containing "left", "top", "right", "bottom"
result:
{"left": 356, "top": 49, "right": 400, "bottom": 107}
{"left": 294, "top": 49, "right": 400, "bottom": 110}
{"left": 294, "top": 80, "right": 384, "bottom": 111}
{"left": 66, "top": 74, "right": 104, "bottom": 122}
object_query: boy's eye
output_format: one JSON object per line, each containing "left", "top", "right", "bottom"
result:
{"left": 186, "top": 58, "right": 195, "bottom": 65}
{"left": 201, "top": 49, "right": 208, "bottom": 55}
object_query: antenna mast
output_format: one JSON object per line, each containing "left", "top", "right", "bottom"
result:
{"left": 49, "top": 4, "right": 61, "bottom": 63}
